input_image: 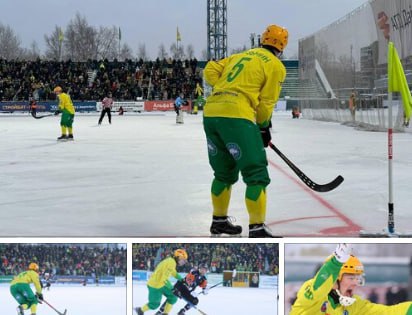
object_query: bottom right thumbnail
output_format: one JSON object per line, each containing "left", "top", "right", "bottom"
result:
{"left": 284, "top": 243, "right": 412, "bottom": 314}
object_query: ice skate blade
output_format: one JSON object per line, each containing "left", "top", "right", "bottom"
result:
{"left": 210, "top": 233, "right": 242, "bottom": 238}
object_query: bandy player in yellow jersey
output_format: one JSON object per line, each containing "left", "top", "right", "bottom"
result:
{"left": 290, "top": 244, "right": 412, "bottom": 315}
{"left": 10, "top": 262, "right": 44, "bottom": 315}
{"left": 53, "top": 86, "right": 75, "bottom": 141}
{"left": 135, "top": 249, "right": 188, "bottom": 315}
{"left": 203, "top": 24, "right": 288, "bottom": 237}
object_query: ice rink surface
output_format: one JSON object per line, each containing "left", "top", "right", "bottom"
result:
{"left": 2, "top": 285, "right": 126, "bottom": 314}
{"left": 2, "top": 111, "right": 412, "bottom": 237}
{"left": 133, "top": 283, "right": 277, "bottom": 314}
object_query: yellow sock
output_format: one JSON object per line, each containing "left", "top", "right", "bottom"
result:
{"left": 30, "top": 303, "right": 37, "bottom": 313}
{"left": 61, "top": 126, "right": 67, "bottom": 135}
{"left": 211, "top": 179, "right": 232, "bottom": 217}
{"left": 245, "top": 185, "right": 267, "bottom": 224}
{"left": 68, "top": 127, "right": 73, "bottom": 135}
{"left": 22, "top": 304, "right": 28, "bottom": 310}
{"left": 141, "top": 304, "right": 149, "bottom": 312}
{"left": 164, "top": 302, "right": 173, "bottom": 314}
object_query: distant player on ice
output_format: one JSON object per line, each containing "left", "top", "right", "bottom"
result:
{"left": 155, "top": 264, "right": 209, "bottom": 315}
{"left": 135, "top": 249, "right": 188, "bottom": 315}
{"left": 98, "top": 91, "right": 113, "bottom": 125}
{"left": 202, "top": 24, "right": 288, "bottom": 237}
{"left": 290, "top": 243, "right": 412, "bottom": 314}
{"left": 53, "top": 86, "right": 75, "bottom": 141}
{"left": 174, "top": 93, "right": 186, "bottom": 124}
{"left": 10, "top": 262, "right": 44, "bottom": 315}
{"left": 40, "top": 271, "right": 52, "bottom": 291}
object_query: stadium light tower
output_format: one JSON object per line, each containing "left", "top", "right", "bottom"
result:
{"left": 207, "top": 0, "right": 227, "bottom": 60}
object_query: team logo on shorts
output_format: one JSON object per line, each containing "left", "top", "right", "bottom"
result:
{"left": 226, "top": 142, "right": 241, "bottom": 160}
{"left": 207, "top": 138, "right": 218, "bottom": 156}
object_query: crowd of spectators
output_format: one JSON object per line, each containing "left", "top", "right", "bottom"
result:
{"left": 0, "top": 244, "right": 126, "bottom": 277}
{"left": 0, "top": 58, "right": 203, "bottom": 102}
{"left": 132, "top": 243, "right": 279, "bottom": 276}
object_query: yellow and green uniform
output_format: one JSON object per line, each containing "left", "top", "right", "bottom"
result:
{"left": 140, "top": 257, "right": 183, "bottom": 313}
{"left": 290, "top": 256, "right": 412, "bottom": 315}
{"left": 57, "top": 92, "right": 75, "bottom": 135}
{"left": 203, "top": 47, "right": 286, "bottom": 224}
{"left": 10, "top": 270, "right": 42, "bottom": 313}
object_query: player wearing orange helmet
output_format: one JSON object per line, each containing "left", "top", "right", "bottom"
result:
{"left": 10, "top": 262, "right": 44, "bottom": 315}
{"left": 290, "top": 244, "right": 412, "bottom": 314}
{"left": 203, "top": 24, "right": 288, "bottom": 237}
{"left": 53, "top": 86, "right": 75, "bottom": 141}
{"left": 135, "top": 249, "right": 188, "bottom": 315}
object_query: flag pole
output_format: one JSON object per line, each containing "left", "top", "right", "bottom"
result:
{"left": 118, "top": 27, "right": 121, "bottom": 60}
{"left": 360, "top": 41, "right": 412, "bottom": 237}
{"left": 387, "top": 91, "right": 395, "bottom": 234}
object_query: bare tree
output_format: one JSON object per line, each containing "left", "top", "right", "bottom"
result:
{"left": 119, "top": 43, "right": 134, "bottom": 60}
{"left": 170, "top": 43, "right": 184, "bottom": 59}
{"left": 44, "top": 26, "right": 64, "bottom": 60}
{"left": 158, "top": 43, "right": 168, "bottom": 59}
{"left": 95, "top": 25, "right": 119, "bottom": 60}
{"left": 64, "top": 12, "right": 97, "bottom": 61}
{"left": 186, "top": 44, "right": 195, "bottom": 59}
{"left": 21, "top": 41, "right": 41, "bottom": 60}
{"left": 137, "top": 43, "right": 148, "bottom": 61}
{"left": 0, "top": 23, "right": 23, "bottom": 59}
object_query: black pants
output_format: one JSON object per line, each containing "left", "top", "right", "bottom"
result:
{"left": 174, "top": 281, "right": 198, "bottom": 305}
{"left": 158, "top": 282, "right": 198, "bottom": 314}
{"left": 98, "top": 108, "right": 111, "bottom": 124}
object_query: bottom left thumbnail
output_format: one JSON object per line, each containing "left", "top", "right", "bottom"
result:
{"left": 1, "top": 243, "right": 127, "bottom": 314}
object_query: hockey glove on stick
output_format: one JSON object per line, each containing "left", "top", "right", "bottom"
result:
{"left": 260, "top": 126, "right": 271, "bottom": 147}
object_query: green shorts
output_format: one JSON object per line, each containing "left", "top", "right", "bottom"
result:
{"left": 10, "top": 283, "right": 38, "bottom": 307}
{"left": 203, "top": 117, "right": 270, "bottom": 186}
{"left": 146, "top": 285, "right": 178, "bottom": 310}
{"left": 60, "top": 110, "right": 75, "bottom": 128}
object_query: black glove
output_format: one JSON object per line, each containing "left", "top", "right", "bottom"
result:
{"left": 36, "top": 293, "right": 44, "bottom": 302}
{"left": 54, "top": 110, "right": 61, "bottom": 116}
{"left": 260, "top": 126, "right": 271, "bottom": 147}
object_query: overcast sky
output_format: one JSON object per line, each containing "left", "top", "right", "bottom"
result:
{"left": 1, "top": 0, "right": 368, "bottom": 59}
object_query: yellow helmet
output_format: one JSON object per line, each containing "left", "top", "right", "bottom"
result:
{"left": 53, "top": 86, "right": 63, "bottom": 93}
{"left": 338, "top": 255, "right": 364, "bottom": 281}
{"left": 261, "top": 24, "right": 288, "bottom": 52}
{"left": 28, "top": 262, "right": 39, "bottom": 272}
{"left": 174, "top": 249, "right": 188, "bottom": 260}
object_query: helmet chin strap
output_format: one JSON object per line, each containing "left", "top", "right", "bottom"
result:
{"left": 335, "top": 289, "right": 356, "bottom": 306}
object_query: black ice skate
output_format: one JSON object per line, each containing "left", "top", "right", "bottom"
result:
{"left": 135, "top": 307, "right": 144, "bottom": 315}
{"left": 67, "top": 134, "right": 74, "bottom": 141}
{"left": 16, "top": 305, "right": 24, "bottom": 315}
{"left": 57, "top": 135, "right": 67, "bottom": 141}
{"left": 249, "top": 223, "right": 282, "bottom": 238}
{"left": 210, "top": 216, "right": 242, "bottom": 236}
{"left": 177, "top": 309, "right": 186, "bottom": 315}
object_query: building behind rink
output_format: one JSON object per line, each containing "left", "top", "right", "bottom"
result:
{"left": 297, "top": 0, "right": 412, "bottom": 132}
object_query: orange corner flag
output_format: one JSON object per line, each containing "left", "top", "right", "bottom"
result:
{"left": 388, "top": 41, "right": 412, "bottom": 119}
